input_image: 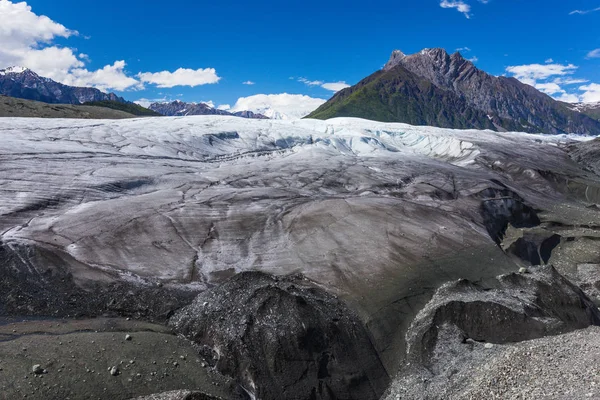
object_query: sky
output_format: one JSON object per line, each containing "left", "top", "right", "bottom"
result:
{"left": 1, "top": 0, "right": 599, "bottom": 114}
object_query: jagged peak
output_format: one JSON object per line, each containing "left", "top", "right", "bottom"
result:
{"left": 0, "top": 66, "right": 31, "bottom": 75}
{"left": 384, "top": 48, "right": 457, "bottom": 71}
{"left": 383, "top": 50, "right": 407, "bottom": 71}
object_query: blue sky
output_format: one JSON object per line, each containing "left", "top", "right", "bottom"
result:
{"left": 1, "top": 0, "right": 600, "bottom": 110}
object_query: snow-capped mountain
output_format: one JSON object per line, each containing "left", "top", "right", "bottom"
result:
{"left": 0, "top": 66, "right": 127, "bottom": 104}
{"left": 230, "top": 94, "right": 327, "bottom": 120}
{"left": 569, "top": 101, "right": 600, "bottom": 121}
{"left": 149, "top": 100, "right": 269, "bottom": 119}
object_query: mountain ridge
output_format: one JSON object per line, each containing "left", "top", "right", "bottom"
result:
{"left": 149, "top": 100, "right": 269, "bottom": 119}
{"left": 309, "top": 48, "right": 600, "bottom": 135}
{"left": 0, "top": 66, "right": 127, "bottom": 105}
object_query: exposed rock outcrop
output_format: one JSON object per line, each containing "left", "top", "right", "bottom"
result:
{"left": 169, "top": 271, "right": 390, "bottom": 400}
{"left": 383, "top": 265, "right": 600, "bottom": 399}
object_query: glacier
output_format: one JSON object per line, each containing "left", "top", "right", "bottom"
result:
{"left": 1, "top": 115, "right": 599, "bottom": 372}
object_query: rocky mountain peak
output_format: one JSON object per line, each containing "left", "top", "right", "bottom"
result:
{"left": 0, "top": 66, "right": 29, "bottom": 74}
{"left": 383, "top": 50, "right": 407, "bottom": 71}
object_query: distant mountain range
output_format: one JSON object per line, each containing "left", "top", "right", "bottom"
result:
{"left": 308, "top": 48, "right": 600, "bottom": 135}
{"left": 149, "top": 101, "right": 269, "bottom": 119}
{"left": 0, "top": 66, "right": 127, "bottom": 104}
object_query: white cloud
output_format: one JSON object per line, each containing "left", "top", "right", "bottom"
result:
{"left": 61, "top": 61, "right": 142, "bottom": 92}
{"left": 456, "top": 47, "right": 471, "bottom": 52}
{"left": 580, "top": 83, "right": 600, "bottom": 103}
{"left": 230, "top": 93, "right": 326, "bottom": 120}
{"left": 505, "top": 62, "right": 600, "bottom": 103}
{"left": 554, "top": 78, "right": 589, "bottom": 85}
{"left": 0, "top": 1, "right": 222, "bottom": 93}
{"left": 440, "top": 0, "right": 471, "bottom": 18}
{"left": 569, "top": 7, "right": 600, "bottom": 15}
{"left": 468, "top": 56, "right": 478, "bottom": 63}
{"left": 506, "top": 63, "right": 578, "bottom": 86}
{"left": 586, "top": 49, "right": 600, "bottom": 59}
{"left": 321, "top": 82, "right": 350, "bottom": 92}
{"left": 242, "top": 81, "right": 255, "bottom": 85}
{"left": 298, "top": 77, "right": 324, "bottom": 86}
{"left": 298, "top": 77, "right": 351, "bottom": 92}
{"left": 137, "top": 68, "right": 220, "bottom": 88}
{"left": 535, "top": 82, "right": 563, "bottom": 95}
{"left": 217, "top": 104, "right": 231, "bottom": 111}
{"left": 545, "top": 58, "right": 554, "bottom": 63}
{"left": 201, "top": 100, "right": 215, "bottom": 108}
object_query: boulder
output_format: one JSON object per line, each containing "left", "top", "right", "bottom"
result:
{"left": 169, "top": 271, "right": 390, "bottom": 400}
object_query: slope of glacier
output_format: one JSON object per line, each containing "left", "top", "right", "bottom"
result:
{"left": 1, "top": 115, "right": 599, "bottom": 371}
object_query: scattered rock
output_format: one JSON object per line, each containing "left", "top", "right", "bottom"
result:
{"left": 32, "top": 365, "right": 44, "bottom": 375}
{"left": 125, "top": 334, "right": 132, "bottom": 341}
{"left": 519, "top": 267, "right": 529, "bottom": 274}
{"left": 109, "top": 366, "right": 119, "bottom": 376}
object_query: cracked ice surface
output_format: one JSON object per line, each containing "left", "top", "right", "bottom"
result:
{"left": 1, "top": 115, "right": 598, "bottom": 370}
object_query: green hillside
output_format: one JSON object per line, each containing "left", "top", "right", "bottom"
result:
{"left": 83, "top": 100, "right": 161, "bottom": 116}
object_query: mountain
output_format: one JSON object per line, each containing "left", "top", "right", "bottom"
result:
{"left": 83, "top": 100, "right": 161, "bottom": 116}
{"left": 308, "top": 49, "right": 600, "bottom": 135}
{"left": 232, "top": 110, "right": 269, "bottom": 119}
{"left": 149, "top": 100, "right": 269, "bottom": 119}
{"left": 568, "top": 101, "right": 600, "bottom": 121}
{"left": 0, "top": 66, "right": 127, "bottom": 104}
{"left": 0, "top": 95, "right": 135, "bottom": 119}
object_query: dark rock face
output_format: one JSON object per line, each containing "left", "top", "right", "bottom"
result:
{"left": 397, "top": 49, "right": 600, "bottom": 135}
{"left": 309, "top": 48, "right": 600, "bottom": 135}
{"left": 232, "top": 110, "right": 269, "bottom": 119}
{"left": 0, "top": 242, "right": 196, "bottom": 321}
{"left": 477, "top": 188, "right": 541, "bottom": 244}
{"left": 169, "top": 271, "right": 390, "bottom": 400}
{"left": 405, "top": 266, "right": 600, "bottom": 368}
{"left": 0, "top": 67, "right": 126, "bottom": 104}
{"left": 149, "top": 101, "right": 269, "bottom": 119}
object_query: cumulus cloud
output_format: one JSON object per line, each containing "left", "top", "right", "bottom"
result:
{"left": 0, "top": 0, "right": 81, "bottom": 76}
{"left": 440, "top": 0, "right": 471, "bottom": 18}
{"left": 217, "top": 104, "right": 231, "bottom": 110}
{"left": 580, "top": 83, "right": 600, "bottom": 103}
{"left": 506, "top": 63, "right": 578, "bottom": 86}
{"left": 586, "top": 49, "right": 600, "bottom": 59}
{"left": 61, "top": 61, "right": 142, "bottom": 92}
{"left": 230, "top": 93, "right": 326, "bottom": 120}
{"left": 321, "top": 82, "right": 350, "bottom": 92}
{"left": 137, "top": 68, "right": 220, "bottom": 88}
{"left": 506, "top": 62, "right": 600, "bottom": 104}
{"left": 0, "top": 1, "right": 221, "bottom": 93}
{"left": 298, "top": 77, "right": 350, "bottom": 92}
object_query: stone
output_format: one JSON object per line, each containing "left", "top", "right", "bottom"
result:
{"left": 125, "top": 334, "right": 132, "bottom": 341}
{"left": 32, "top": 365, "right": 44, "bottom": 375}
{"left": 109, "top": 366, "right": 119, "bottom": 376}
{"left": 170, "top": 271, "right": 390, "bottom": 400}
